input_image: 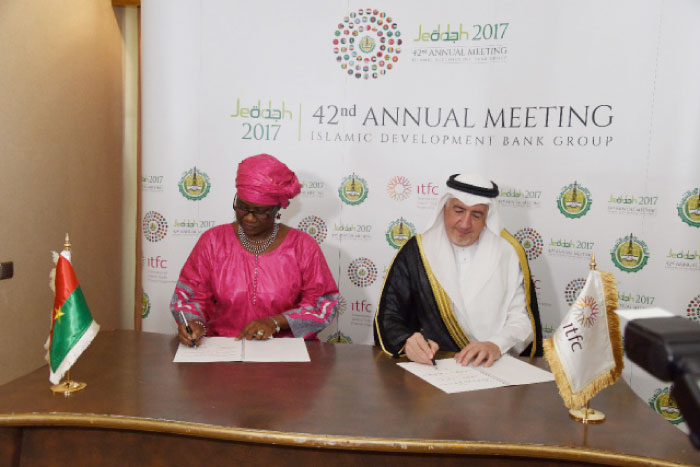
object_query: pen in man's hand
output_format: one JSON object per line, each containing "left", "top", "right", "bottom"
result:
{"left": 179, "top": 310, "right": 197, "bottom": 347}
{"left": 420, "top": 329, "right": 437, "bottom": 367}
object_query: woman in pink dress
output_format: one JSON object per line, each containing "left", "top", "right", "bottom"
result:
{"left": 171, "top": 154, "right": 339, "bottom": 346}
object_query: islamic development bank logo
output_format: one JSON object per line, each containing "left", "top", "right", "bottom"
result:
{"left": 338, "top": 173, "right": 369, "bottom": 205}
{"left": 385, "top": 217, "right": 415, "bottom": 249}
{"left": 333, "top": 8, "right": 402, "bottom": 80}
{"left": 141, "top": 291, "right": 151, "bottom": 319}
{"left": 557, "top": 182, "right": 592, "bottom": 219}
{"left": 649, "top": 387, "right": 684, "bottom": 425}
{"left": 298, "top": 215, "right": 328, "bottom": 244}
{"left": 142, "top": 211, "right": 168, "bottom": 242}
{"left": 347, "top": 257, "right": 378, "bottom": 287}
{"left": 514, "top": 227, "right": 543, "bottom": 261}
{"left": 327, "top": 331, "right": 353, "bottom": 344}
{"left": 178, "top": 167, "right": 211, "bottom": 201}
{"left": 611, "top": 233, "right": 650, "bottom": 273}
{"left": 677, "top": 188, "right": 700, "bottom": 228}
{"left": 387, "top": 176, "right": 412, "bottom": 201}
{"left": 564, "top": 278, "right": 587, "bottom": 305}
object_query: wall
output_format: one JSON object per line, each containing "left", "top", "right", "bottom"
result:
{"left": 0, "top": 0, "right": 125, "bottom": 385}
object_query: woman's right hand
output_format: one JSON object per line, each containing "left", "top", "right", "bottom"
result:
{"left": 177, "top": 321, "right": 206, "bottom": 347}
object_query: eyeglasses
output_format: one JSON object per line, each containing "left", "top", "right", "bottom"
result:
{"left": 233, "top": 196, "right": 278, "bottom": 220}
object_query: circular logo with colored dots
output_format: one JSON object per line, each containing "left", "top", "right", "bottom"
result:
{"left": 677, "top": 188, "right": 700, "bottom": 228}
{"left": 687, "top": 294, "right": 700, "bottom": 322}
{"left": 142, "top": 211, "right": 168, "bottom": 242}
{"left": 557, "top": 182, "right": 592, "bottom": 219}
{"left": 347, "top": 257, "right": 378, "bottom": 287}
{"left": 178, "top": 167, "right": 211, "bottom": 201}
{"left": 141, "top": 291, "right": 151, "bottom": 319}
{"left": 573, "top": 296, "right": 599, "bottom": 328}
{"left": 385, "top": 217, "right": 415, "bottom": 249}
{"left": 327, "top": 331, "right": 353, "bottom": 344}
{"left": 649, "top": 387, "right": 684, "bottom": 425}
{"left": 338, "top": 173, "right": 369, "bottom": 205}
{"left": 332, "top": 8, "right": 402, "bottom": 80}
{"left": 564, "top": 278, "right": 587, "bottom": 305}
{"left": 514, "top": 227, "right": 543, "bottom": 260}
{"left": 387, "top": 176, "right": 412, "bottom": 201}
{"left": 298, "top": 215, "right": 328, "bottom": 244}
{"left": 611, "top": 234, "right": 649, "bottom": 273}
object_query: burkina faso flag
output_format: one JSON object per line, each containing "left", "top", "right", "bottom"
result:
{"left": 49, "top": 253, "right": 99, "bottom": 384}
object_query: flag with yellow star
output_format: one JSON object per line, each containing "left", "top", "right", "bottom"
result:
{"left": 48, "top": 253, "right": 99, "bottom": 385}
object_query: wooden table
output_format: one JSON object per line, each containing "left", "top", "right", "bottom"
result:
{"left": 0, "top": 330, "right": 697, "bottom": 466}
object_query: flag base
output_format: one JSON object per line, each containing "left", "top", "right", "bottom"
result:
{"left": 50, "top": 379, "right": 86, "bottom": 396}
{"left": 569, "top": 407, "right": 606, "bottom": 424}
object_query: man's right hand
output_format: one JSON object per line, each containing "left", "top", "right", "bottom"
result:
{"left": 405, "top": 332, "right": 439, "bottom": 365}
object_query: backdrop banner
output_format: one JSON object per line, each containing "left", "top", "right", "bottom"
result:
{"left": 141, "top": 0, "right": 700, "bottom": 427}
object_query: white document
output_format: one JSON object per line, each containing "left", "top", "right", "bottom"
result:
{"left": 243, "top": 338, "right": 311, "bottom": 362}
{"left": 173, "top": 337, "right": 310, "bottom": 363}
{"left": 398, "top": 355, "right": 554, "bottom": 394}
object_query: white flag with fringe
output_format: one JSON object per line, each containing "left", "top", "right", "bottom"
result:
{"left": 544, "top": 269, "right": 623, "bottom": 409}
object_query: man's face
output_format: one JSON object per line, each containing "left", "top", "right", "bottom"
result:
{"left": 443, "top": 198, "right": 488, "bottom": 247}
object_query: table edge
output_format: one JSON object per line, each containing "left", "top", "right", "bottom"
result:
{"left": 0, "top": 413, "right": 691, "bottom": 467}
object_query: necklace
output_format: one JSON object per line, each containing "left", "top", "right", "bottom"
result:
{"left": 237, "top": 223, "right": 279, "bottom": 305}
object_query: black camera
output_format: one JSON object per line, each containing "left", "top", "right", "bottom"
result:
{"left": 625, "top": 316, "right": 700, "bottom": 448}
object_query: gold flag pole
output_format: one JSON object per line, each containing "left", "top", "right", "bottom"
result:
{"left": 50, "top": 233, "right": 87, "bottom": 396}
{"left": 568, "top": 253, "right": 606, "bottom": 424}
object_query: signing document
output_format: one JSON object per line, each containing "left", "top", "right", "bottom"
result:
{"left": 173, "top": 337, "right": 310, "bottom": 363}
{"left": 398, "top": 355, "right": 554, "bottom": 394}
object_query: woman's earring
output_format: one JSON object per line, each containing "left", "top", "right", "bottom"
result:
{"left": 276, "top": 212, "right": 282, "bottom": 220}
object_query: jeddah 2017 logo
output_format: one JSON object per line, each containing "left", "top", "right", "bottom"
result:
{"left": 347, "top": 257, "right": 378, "bottom": 287}
{"left": 611, "top": 233, "right": 650, "bottom": 273}
{"left": 385, "top": 217, "right": 415, "bottom": 249}
{"left": 338, "top": 173, "right": 369, "bottom": 205}
{"left": 387, "top": 175, "right": 412, "bottom": 201}
{"left": 557, "top": 181, "right": 592, "bottom": 219}
{"left": 178, "top": 167, "right": 211, "bottom": 201}
{"left": 332, "top": 8, "right": 402, "bottom": 80}
{"left": 564, "top": 278, "right": 587, "bottom": 305}
{"left": 677, "top": 188, "right": 700, "bottom": 228}
{"left": 298, "top": 215, "right": 328, "bottom": 244}
{"left": 142, "top": 211, "right": 168, "bottom": 242}
{"left": 514, "top": 227, "right": 543, "bottom": 261}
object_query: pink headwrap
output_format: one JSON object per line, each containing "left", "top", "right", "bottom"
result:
{"left": 235, "top": 154, "right": 301, "bottom": 208}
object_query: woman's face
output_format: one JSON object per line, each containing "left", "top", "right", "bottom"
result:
{"left": 234, "top": 196, "right": 279, "bottom": 238}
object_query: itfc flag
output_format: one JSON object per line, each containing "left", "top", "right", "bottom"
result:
{"left": 544, "top": 269, "right": 623, "bottom": 409}
{"left": 48, "top": 253, "right": 99, "bottom": 385}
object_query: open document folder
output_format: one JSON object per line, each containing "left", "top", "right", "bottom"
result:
{"left": 398, "top": 354, "right": 554, "bottom": 394}
{"left": 173, "top": 337, "right": 311, "bottom": 363}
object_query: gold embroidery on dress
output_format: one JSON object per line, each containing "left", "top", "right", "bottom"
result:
{"left": 415, "top": 235, "right": 469, "bottom": 348}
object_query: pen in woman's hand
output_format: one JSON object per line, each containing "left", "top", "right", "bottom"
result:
{"left": 179, "top": 311, "right": 197, "bottom": 347}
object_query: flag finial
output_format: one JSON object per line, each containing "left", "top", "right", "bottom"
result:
{"left": 589, "top": 253, "right": 597, "bottom": 270}
{"left": 63, "top": 233, "right": 71, "bottom": 251}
